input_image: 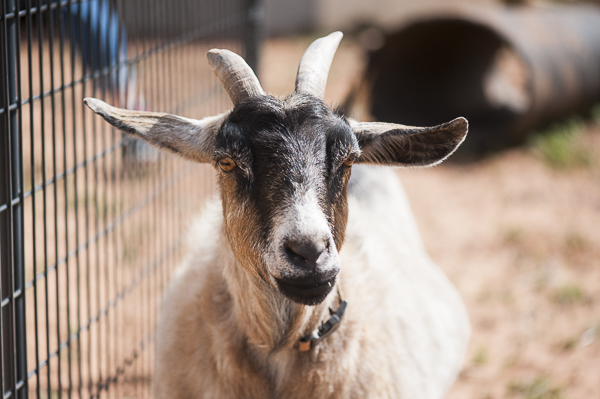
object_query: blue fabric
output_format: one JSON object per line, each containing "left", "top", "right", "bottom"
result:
{"left": 67, "top": 0, "right": 128, "bottom": 90}
{"left": 68, "top": 0, "right": 125, "bottom": 71}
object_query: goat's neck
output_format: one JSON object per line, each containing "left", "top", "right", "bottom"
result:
{"left": 221, "top": 243, "right": 336, "bottom": 353}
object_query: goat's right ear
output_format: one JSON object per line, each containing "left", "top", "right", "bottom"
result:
{"left": 84, "top": 98, "right": 226, "bottom": 164}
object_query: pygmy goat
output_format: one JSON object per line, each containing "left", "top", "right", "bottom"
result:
{"left": 84, "top": 31, "right": 470, "bottom": 399}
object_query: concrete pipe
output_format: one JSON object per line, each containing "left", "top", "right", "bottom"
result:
{"left": 355, "top": 5, "right": 600, "bottom": 151}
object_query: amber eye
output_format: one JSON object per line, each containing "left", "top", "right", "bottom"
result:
{"left": 218, "top": 158, "right": 236, "bottom": 172}
{"left": 343, "top": 155, "right": 356, "bottom": 167}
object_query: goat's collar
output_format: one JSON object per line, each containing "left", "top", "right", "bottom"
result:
{"left": 294, "top": 288, "right": 347, "bottom": 352}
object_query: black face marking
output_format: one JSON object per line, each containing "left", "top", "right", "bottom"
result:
{"left": 214, "top": 94, "right": 359, "bottom": 303}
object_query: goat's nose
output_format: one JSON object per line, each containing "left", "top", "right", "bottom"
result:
{"left": 284, "top": 238, "right": 328, "bottom": 269}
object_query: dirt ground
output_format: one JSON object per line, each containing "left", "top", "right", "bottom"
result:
{"left": 261, "top": 34, "right": 600, "bottom": 399}
{"left": 18, "top": 30, "right": 598, "bottom": 398}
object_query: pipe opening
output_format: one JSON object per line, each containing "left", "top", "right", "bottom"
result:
{"left": 367, "top": 20, "right": 531, "bottom": 149}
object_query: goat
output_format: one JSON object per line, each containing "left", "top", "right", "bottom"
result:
{"left": 84, "top": 31, "right": 470, "bottom": 399}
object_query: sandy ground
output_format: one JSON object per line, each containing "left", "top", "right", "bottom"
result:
{"left": 18, "top": 30, "right": 599, "bottom": 399}
{"left": 401, "top": 147, "right": 600, "bottom": 399}
{"left": 261, "top": 34, "right": 600, "bottom": 399}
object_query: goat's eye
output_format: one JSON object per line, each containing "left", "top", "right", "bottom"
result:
{"left": 343, "top": 155, "right": 356, "bottom": 167}
{"left": 218, "top": 158, "right": 236, "bottom": 172}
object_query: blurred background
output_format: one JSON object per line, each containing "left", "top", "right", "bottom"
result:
{"left": 1, "top": 0, "right": 599, "bottom": 398}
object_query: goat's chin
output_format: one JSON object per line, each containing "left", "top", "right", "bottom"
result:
{"left": 274, "top": 277, "right": 336, "bottom": 306}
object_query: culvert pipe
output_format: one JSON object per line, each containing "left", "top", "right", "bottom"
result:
{"left": 355, "top": 5, "right": 600, "bottom": 151}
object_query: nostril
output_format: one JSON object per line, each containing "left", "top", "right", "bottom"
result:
{"left": 285, "top": 239, "right": 327, "bottom": 265}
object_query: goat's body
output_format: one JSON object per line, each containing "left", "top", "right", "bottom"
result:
{"left": 85, "top": 32, "right": 471, "bottom": 399}
{"left": 154, "top": 166, "right": 469, "bottom": 399}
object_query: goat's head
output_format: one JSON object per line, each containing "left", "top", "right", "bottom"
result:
{"left": 84, "top": 32, "right": 468, "bottom": 306}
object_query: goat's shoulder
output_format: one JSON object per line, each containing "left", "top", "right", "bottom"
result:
{"left": 341, "top": 166, "right": 470, "bottom": 397}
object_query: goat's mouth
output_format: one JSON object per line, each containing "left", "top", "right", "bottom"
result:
{"left": 275, "top": 276, "right": 336, "bottom": 306}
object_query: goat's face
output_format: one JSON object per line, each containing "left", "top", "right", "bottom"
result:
{"left": 84, "top": 31, "right": 468, "bottom": 306}
{"left": 216, "top": 95, "right": 358, "bottom": 304}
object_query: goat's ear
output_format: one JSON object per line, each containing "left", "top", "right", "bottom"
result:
{"left": 84, "top": 98, "right": 226, "bottom": 163}
{"left": 348, "top": 117, "right": 468, "bottom": 167}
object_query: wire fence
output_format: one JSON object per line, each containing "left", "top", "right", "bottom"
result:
{"left": 0, "top": 0, "right": 261, "bottom": 397}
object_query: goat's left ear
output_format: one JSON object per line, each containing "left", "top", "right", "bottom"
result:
{"left": 349, "top": 117, "right": 468, "bottom": 167}
{"left": 84, "top": 98, "right": 226, "bottom": 164}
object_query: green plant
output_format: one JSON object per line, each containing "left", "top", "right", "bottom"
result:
{"left": 504, "top": 226, "right": 523, "bottom": 245}
{"left": 560, "top": 337, "right": 578, "bottom": 351}
{"left": 554, "top": 284, "right": 585, "bottom": 305}
{"left": 473, "top": 345, "right": 488, "bottom": 365}
{"left": 530, "top": 119, "right": 591, "bottom": 169}
{"left": 564, "top": 232, "right": 588, "bottom": 253}
{"left": 507, "top": 377, "right": 565, "bottom": 399}
{"left": 592, "top": 103, "right": 600, "bottom": 125}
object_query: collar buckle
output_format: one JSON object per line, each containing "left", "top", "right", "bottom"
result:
{"left": 294, "top": 300, "right": 348, "bottom": 352}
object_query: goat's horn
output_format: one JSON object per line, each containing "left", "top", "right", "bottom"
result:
{"left": 207, "top": 49, "right": 264, "bottom": 105}
{"left": 294, "top": 31, "right": 343, "bottom": 100}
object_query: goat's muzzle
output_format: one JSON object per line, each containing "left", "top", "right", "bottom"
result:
{"left": 273, "top": 236, "right": 340, "bottom": 305}
{"left": 275, "top": 273, "right": 337, "bottom": 306}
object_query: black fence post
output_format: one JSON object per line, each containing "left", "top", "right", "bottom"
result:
{"left": 244, "top": 0, "right": 263, "bottom": 75}
{"left": 1, "top": 0, "right": 27, "bottom": 397}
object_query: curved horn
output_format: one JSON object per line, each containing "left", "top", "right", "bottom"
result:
{"left": 294, "top": 31, "right": 343, "bottom": 99}
{"left": 207, "top": 49, "right": 264, "bottom": 105}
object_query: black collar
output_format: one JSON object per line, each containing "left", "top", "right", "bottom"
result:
{"left": 294, "top": 290, "right": 347, "bottom": 352}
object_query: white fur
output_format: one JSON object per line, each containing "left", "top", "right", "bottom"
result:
{"left": 154, "top": 165, "right": 470, "bottom": 399}
{"left": 268, "top": 188, "right": 339, "bottom": 279}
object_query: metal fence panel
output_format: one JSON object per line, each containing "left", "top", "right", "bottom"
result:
{"left": 0, "top": 0, "right": 259, "bottom": 397}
